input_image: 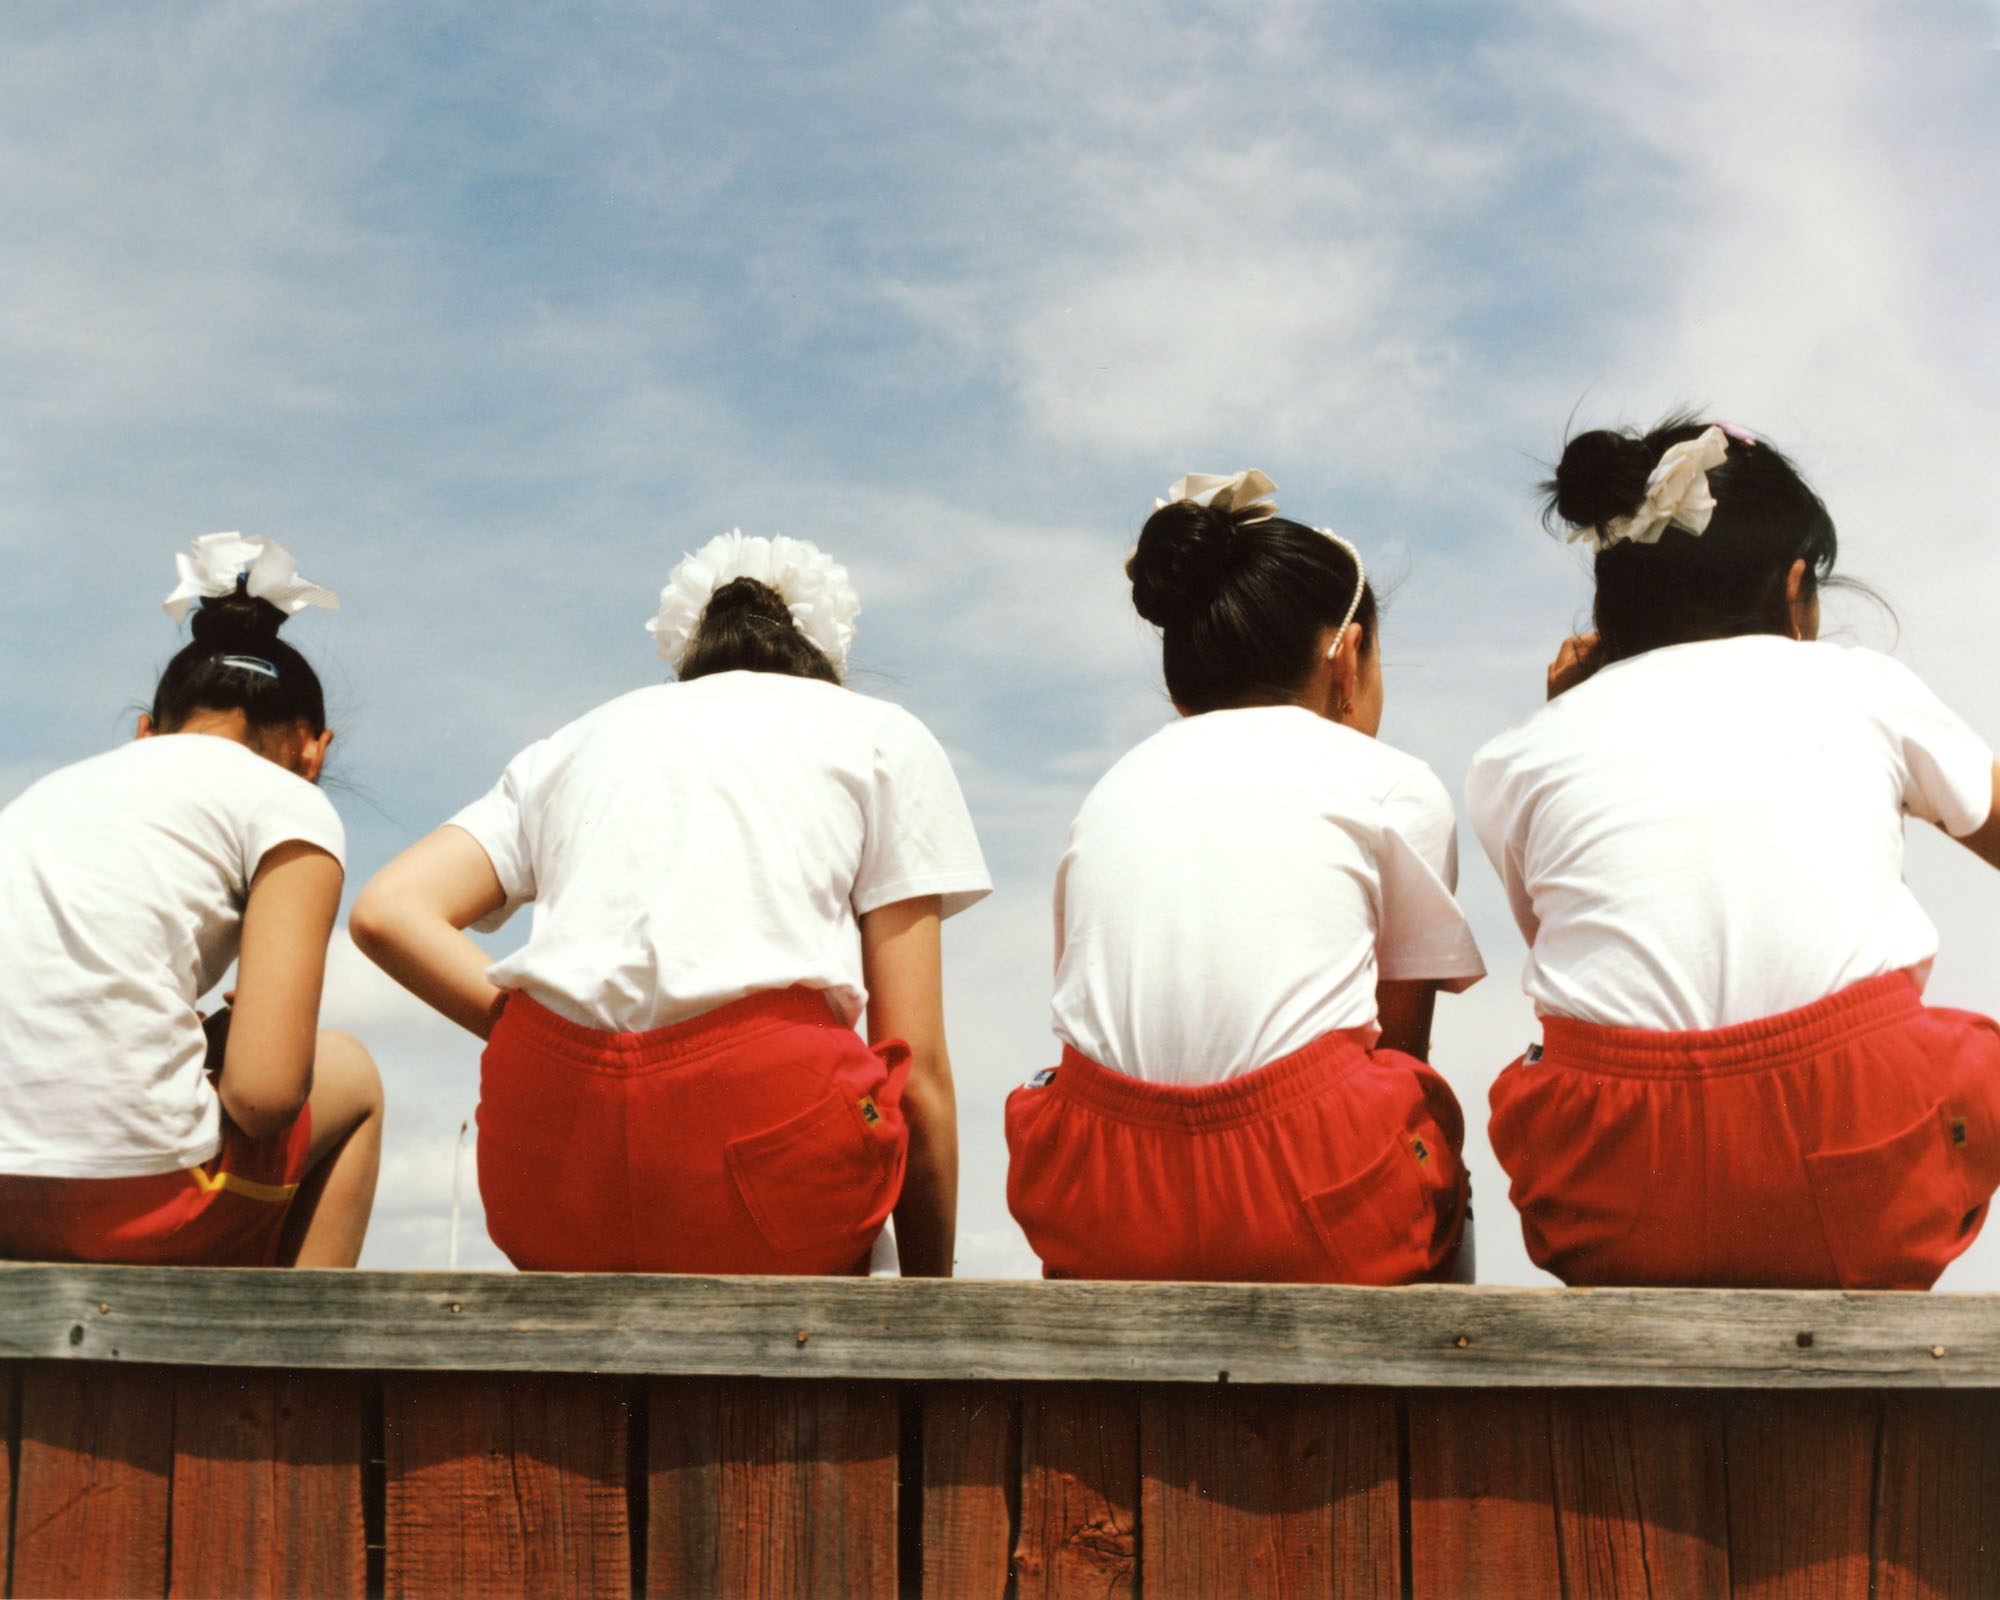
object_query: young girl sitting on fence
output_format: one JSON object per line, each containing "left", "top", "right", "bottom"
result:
{"left": 1007, "top": 472, "right": 1486, "bottom": 1283}
{"left": 0, "top": 536, "right": 383, "bottom": 1267}
{"left": 352, "top": 532, "right": 989, "bottom": 1276}
{"left": 1468, "top": 418, "right": 2000, "bottom": 1289}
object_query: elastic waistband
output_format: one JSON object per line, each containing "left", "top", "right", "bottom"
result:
{"left": 1049, "top": 1030, "right": 1374, "bottom": 1132}
{"left": 1539, "top": 972, "right": 1926, "bottom": 1079}
{"left": 493, "top": 986, "right": 848, "bottom": 1075}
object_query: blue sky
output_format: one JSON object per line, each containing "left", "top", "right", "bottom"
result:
{"left": 5, "top": 0, "right": 1999, "bottom": 1280}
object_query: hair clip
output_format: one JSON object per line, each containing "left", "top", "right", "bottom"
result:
{"left": 218, "top": 655, "right": 279, "bottom": 679}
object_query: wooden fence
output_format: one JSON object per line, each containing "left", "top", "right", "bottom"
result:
{"left": 3, "top": 1266, "right": 1999, "bottom": 1597}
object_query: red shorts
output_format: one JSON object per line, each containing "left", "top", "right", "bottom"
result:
{"left": 477, "top": 986, "right": 910, "bottom": 1274}
{"left": 0, "top": 1107, "right": 313, "bottom": 1266}
{"left": 1490, "top": 974, "right": 2000, "bottom": 1289}
{"left": 1005, "top": 1031, "right": 1469, "bottom": 1284}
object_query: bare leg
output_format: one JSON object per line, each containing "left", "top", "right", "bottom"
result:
{"left": 278, "top": 1030, "right": 384, "bottom": 1267}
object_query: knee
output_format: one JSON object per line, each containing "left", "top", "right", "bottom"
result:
{"left": 316, "top": 1030, "right": 384, "bottom": 1118}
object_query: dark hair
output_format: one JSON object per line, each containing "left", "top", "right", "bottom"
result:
{"left": 1126, "top": 500, "right": 1376, "bottom": 714}
{"left": 152, "top": 585, "right": 327, "bottom": 736}
{"left": 1545, "top": 416, "right": 1838, "bottom": 662}
{"left": 677, "top": 577, "right": 840, "bottom": 685}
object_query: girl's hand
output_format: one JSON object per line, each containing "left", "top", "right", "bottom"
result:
{"left": 1548, "top": 633, "right": 1603, "bottom": 700}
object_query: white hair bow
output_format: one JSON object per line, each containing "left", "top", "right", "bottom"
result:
{"left": 162, "top": 533, "right": 340, "bottom": 622}
{"left": 647, "top": 529, "right": 861, "bottom": 673}
{"left": 1575, "top": 426, "right": 1733, "bottom": 551}
{"left": 1156, "top": 469, "right": 1279, "bottom": 522}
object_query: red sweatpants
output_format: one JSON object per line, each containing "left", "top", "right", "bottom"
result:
{"left": 1490, "top": 973, "right": 2000, "bottom": 1289}
{"left": 478, "top": 986, "right": 910, "bottom": 1274}
{"left": 0, "top": 1107, "right": 313, "bottom": 1266}
{"left": 1005, "top": 1031, "right": 1468, "bottom": 1284}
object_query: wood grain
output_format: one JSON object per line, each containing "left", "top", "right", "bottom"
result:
{"left": 648, "top": 1375, "right": 899, "bottom": 1600}
{"left": 169, "top": 1367, "right": 366, "bottom": 1599}
{"left": 10, "top": 1361, "right": 175, "bottom": 1600}
{"left": 1871, "top": 1389, "right": 2000, "bottom": 1600}
{"left": 383, "top": 1370, "right": 629, "bottom": 1599}
{"left": 1015, "top": 1383, "right": 1140, "bottom": 1600}
{"left": 1724, "top": 1391, "right": 1877, "bottom": 1600}
{"left": 10, "top": 1265, "right": 2000, "bottom": 1387}
{"left": 1407, "top": 1388, "right": 1562, "bottom": 1600}
{"left": 921, "top": 1381, "right": 1019, "bottom": 1600}
{"left": 1548, "top": 1389, "right": 1729, "bottom": 1598}
{"left": 1139, "top": 1383, "right": 1398, "bottom": 1600}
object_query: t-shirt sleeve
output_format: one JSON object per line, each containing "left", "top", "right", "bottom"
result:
{"left": 1861, "top": 651, "right": 1996, "bottom": 838}
{"left": 445, "top": 742, "right": 545, "bottom": 933}
{"left": 242, "top": 780, "right": 346, "bottom": 879}
{"left": 853, "top": 707, "right": 993, "bottom": 920}
{"left": 1374, "top": 767, "right": 1485, "bottom": 991}
{"left": 1464, "top": 734, "right": 1541, "bottom": 947}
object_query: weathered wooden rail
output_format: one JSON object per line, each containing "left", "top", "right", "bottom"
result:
{"left": 3, "top": 1266, "right": 1998, "bottom": 1597}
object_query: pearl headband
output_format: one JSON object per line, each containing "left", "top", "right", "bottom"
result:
{"left": 1155, "top": 469, "right": 1366, "bottom": 658}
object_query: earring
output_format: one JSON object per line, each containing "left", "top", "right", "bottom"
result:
{"left": 1337, "top": 698, "right": 1354, "bottom": 716}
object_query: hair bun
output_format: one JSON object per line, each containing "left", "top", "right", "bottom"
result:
{"left": 1552, "top": 429, "right": 1654, "bottom": 531}
{"left": 188, "top": 588, "right": 287, "bottom": 650}
{"left": 1127, "top": 501, "right": 1246, "bottom": 629}
{"left": 702, "top": 576, "right": 797, "bottom": 631}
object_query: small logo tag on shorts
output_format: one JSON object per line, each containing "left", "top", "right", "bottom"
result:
{"left": 1953, "top": 1116, "right": 1969, "bottom": 1147}
{"left": 858, "top": 1096, "right": 881, "bottom": 1126}
{"left": 1525, "top": 1042, "right": 1544, "bottom": 1063}
{"left": 1028, "top": 1067, "right": 1058, "bottom": 1089}
{"left": 1410, "top": 1135, "right": 1431, "bottom": 1165}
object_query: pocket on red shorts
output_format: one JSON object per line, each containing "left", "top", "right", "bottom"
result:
{"left": 726, "top": 1087, "right": 892, "bottom": 1258}
{"left": 1301, "top": 1136, "right": 1430, "bottom": 1286}
{"left": 1805, "top": 1101, "right": 1977, "bottom": 1290}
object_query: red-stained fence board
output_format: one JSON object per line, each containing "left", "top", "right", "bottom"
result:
{"left": 1407, "top": 1388, "right": 1561, "bottom": 1600}
{"left": 1140, "top": 1383, "right": 1398, "bottom": 1600}
{"left": 1873, "top": 1390, "right": 2000, "bottom": 1600}
{"left": 1, "top": 1362, "right": 16, "bottom": 1587}
{"left": 921, "top": 1381, "right": 1020, "bottom": 1600}
{"left": 1548, "top": 1388, "right": 1730, "bottom": 1598}
{"left": 1724, "top": 1390, "right": 1877, "bottom": 1600}
{"left": 1014, "top": 1383, "right": 1140, "bottom": 1600}
{"left": 10, "top": 1361, "right": 175, "bottom": 1600}
{"left": 383, "top": 1370, "right": 629, "bottom": 1600}
{"left": 170, "top": 1366, "right": 366, "bottom": 1599}
{"left": 649, "top": 1375, "right": 899, "bottom": 1600}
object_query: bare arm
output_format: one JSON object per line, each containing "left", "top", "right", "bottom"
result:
{"left": 1375, "top": 978, "right": 1440, "bottom": 1062}
{"left": 349, "top": 825, "right": 511, "bottom": 1039}
{"left": 220, "top": 841, "right": 345, "bottom": 1138}
{"left": 861, "top": 894, "right": 955, "bottom": 1278}
{"left": 1949, "top": 764, "right": 2000, "bottom": 871}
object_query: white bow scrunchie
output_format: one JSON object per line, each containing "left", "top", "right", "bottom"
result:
{"left": 1152, "top": 469, "right": 1366, "bottom": 651}
{"left": 647, "top": 529, "right": 860, "bottom": 674}
{"left": 1156, "top": 468, "right": 1279, "bottom": 522}
{"left": 1574, "top": 425, "right": 1733, "bottom": 551}
{"left": 162, "top": 533, "right": 340, "bottom": 622}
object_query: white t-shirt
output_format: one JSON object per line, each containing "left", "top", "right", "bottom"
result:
{"left": 1051, "top": 708, "right": 1485, "bottom": 1085}
{"left": 449, "top": 672, "right": 991, "bottom": 1032}
{"left": 1466, "top": 637, "right": 1996, "bottom": 1031}
{"left": 0, "top": 736, "right": 347, "bottom": 1178}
